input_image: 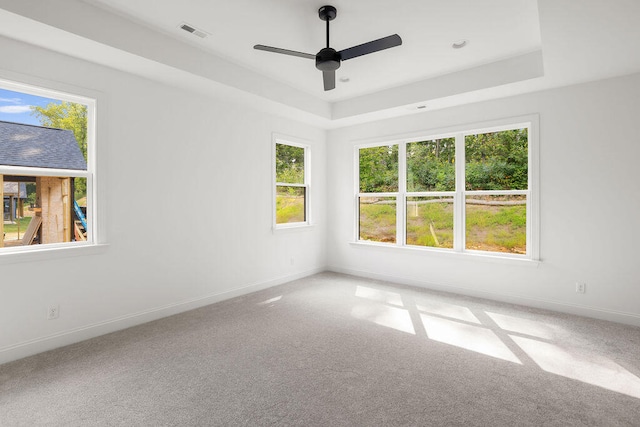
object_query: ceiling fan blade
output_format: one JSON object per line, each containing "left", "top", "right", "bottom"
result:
{"left": 253, "top": 45, "right": 315, "bottom": 60}
{"left": 338, "top": 34, "right": 402, "bottom": 61}
{"left": 323, "top": 70, "right": 335, "bottom": 91}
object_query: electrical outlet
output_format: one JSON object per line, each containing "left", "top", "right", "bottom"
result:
{"left": 47, "top": 304, "right": 60, "bottom": 320}
{"left": 575, "top": 282, "right": 586, "bottom": 294}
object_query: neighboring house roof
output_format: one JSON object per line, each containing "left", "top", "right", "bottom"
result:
{"left": 0, "top": 120, "right": 87, "bottom": 170}
{"left": 3, "top": 182, "right": 27, "bottom": 198}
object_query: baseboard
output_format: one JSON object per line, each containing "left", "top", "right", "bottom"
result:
{"left": 0, "top": 267, "right": 325, "bottom": 365}
{"left": 328, "top": 266, "right": 640, "bottom": 328}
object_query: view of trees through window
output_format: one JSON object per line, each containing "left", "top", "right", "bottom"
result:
{"left": 358, "top": 145, "right": 398, "bottom": 242}
{"left": 358, "top": 127, "right": 529, "bottom": 255}
{"left": 275, "top": 142, "right": 307, "bottom": 225}
{"left": 464, "top": 129, "right": 528, "bottom": 253}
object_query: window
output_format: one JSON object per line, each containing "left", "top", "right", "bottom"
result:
{"left": 358, "top": 145, "right": 398, "bottom": 242}
{"left": 356, "top": 119, "right": 537, "bottom": 259}
{"left": 274, "top": 137, "right": 310, "bottom": 228}
{"left": 0, "top": 79, "right": 96, "bottom": 252}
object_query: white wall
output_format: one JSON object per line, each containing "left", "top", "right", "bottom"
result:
{"left": 327, "top": 72, "right": 640, "bottom": 326}
{"left": 0, "top": 36, "right": 327, "bottom": 364}
{"left": 2, "top": 28, "right": 639, "bottom": 367}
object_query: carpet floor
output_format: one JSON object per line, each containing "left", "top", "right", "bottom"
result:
{"left": 1, "top": 272, "right": 640, "bottom": 426}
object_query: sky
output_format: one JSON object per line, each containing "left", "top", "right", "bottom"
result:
{"left": 0, "top": 88, "right": 61, "bottom": 126}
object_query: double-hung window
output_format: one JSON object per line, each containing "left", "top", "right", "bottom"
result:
{"left": 357, "top": 118, "right": 537, "bottom": 259}
{"left": 0, "top": 78, "right": 96, "bottom": 252}
{"left": 274, "top": 137, "right": 310, "bottom": 228}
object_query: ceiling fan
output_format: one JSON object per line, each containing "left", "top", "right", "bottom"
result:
{"left": 254, "top": 5, "right": 402, "bottom": 91}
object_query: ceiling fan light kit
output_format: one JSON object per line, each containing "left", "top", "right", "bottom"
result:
{"left": 254, "top": 5, "right": 402, "bottom": 91}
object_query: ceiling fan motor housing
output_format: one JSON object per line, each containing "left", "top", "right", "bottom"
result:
{"left": 316, "top": 48, "right": 341, "bottom": 71}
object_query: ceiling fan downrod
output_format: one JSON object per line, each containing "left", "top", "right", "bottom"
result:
{"left": 319, "top": 5, "right": 336, "bottom": 48}
{"left": 316, "top": 6, "right": 340, "bottom": 73}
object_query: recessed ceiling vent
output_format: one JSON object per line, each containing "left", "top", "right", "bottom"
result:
{"left": 179, "top": 22, "right": 208, "bottom": 39}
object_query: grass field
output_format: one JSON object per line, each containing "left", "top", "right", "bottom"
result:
{"left": 360, "top": 197, "right": 526, "bottom": 254}
{"left": 3, "top": 217, "right": 32, "bottom": 233}
{"left": 359, "top": 197, "right": 397, "bottom": 243}
{"left": 276, "top": 194, "right": 305, "bottom": 224}
{"left": 2, "top": 217, "right": 33, "bottom": 242}
{"left": 406, "top": 199, "right": 454, "bottom": 248}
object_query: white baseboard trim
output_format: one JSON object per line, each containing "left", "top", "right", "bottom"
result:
{"left": 328, "top": 266, "right": 640, "bottom": 328}
{"left": 0, "top": 267, "right": 325, "bottom": 365}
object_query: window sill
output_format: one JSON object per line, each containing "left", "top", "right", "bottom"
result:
{"left": 0, "top": 243, "right": 109, "bottom": 265}
{"left": 349, "top": 241, "right": 540, "bottom": 267}
{"left": 273, "top": 223, "right": 314, "bottom": 233}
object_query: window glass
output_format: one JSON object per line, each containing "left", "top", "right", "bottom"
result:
{"left": 406, "top": 196, "right": 454, "bottom": 248}
{"left": 407, "top": 138, "right": 455, "bottom": 192}
{"left": 275, "top": 141, "right": 308, "bottom": 226}
{"left": 465, "top": 129, "right": 528, "bottom": 191}
{"left": 276, "top": 144, "right": 304, "bottom": 184}
{"left": 356, "top": 123, "right": 534, "bottom": 258}
{"left": 359, "top": 145, "right": 398, "bottom": 193}
{"left": 276, "top": 186, "right": 305, "bottom": 224}
{"left": 359, "top": 196, "right": 396, "bottom": 243}
{"left": 465, "top": 195, "right": 527, "bottom": 254}
{"left": 2, "top": 175, "right": 88, "bottom": 246}
{"left": 1, "top": 85, "right": 92, "bottom": 250}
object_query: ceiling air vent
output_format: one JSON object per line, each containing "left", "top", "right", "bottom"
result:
{"left": 179, "top": 22, "right": 208, "bottom": 39}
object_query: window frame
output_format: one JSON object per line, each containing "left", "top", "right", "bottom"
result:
{"left": 272, "top": 134, "right": 311, "bottom": 230}
{"left": 354, "top": 115, "right": 539, "bottom": 261}
{"left": 0, "top": 74, "right": 103, "bottom": 259}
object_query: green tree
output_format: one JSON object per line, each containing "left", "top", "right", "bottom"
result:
{"left": 276, "top": 143, "right": 304, "bottom": 184}
{"left": 407, "top": 138, "right": 456, "bottom": 192}
{"left": 465, "top": 129, "right": 528, "bottom": 190}
{"left": 359, "top": 145, "right": 398, "bottom": 192}
{"left": 31, "top": 102, "right": 87, "bottom": 160}
{"left": 30, "top": 101, "right": 88, "bottom": 200}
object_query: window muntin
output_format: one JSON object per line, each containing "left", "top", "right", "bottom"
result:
{"left": 274, "top": 140, "right": 309, "bottom": 227}
{"left": 0, "top": 81, "right": 95, "bottom": 251}
{"left": 356, "top": 123, "right": 534, "bottom": 258}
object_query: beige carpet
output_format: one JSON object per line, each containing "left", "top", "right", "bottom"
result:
{"left": 1, "top": 272, "right": 640, "bottom": 426}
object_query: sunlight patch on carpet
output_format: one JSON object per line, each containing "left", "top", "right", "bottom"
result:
{"left": 486, "top": 312, "right": 565, "bottom": 340}
{"left": 511, "top": 335, "right": 640, "bottom": 399}
{"left": 355, "top": 285, "right": 404, "bottom": 306}
{"left": 421, "top": 314, "right": 521, "bottom": 364}
{"left": 351, "top": 303, "right": 415, "bottom": 334}
{"left": 415, "top": 299, "right": 480, "bottom": 324}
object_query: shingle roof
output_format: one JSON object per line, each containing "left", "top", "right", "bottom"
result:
{"left": 0, "top": 120, "right": 87, "bottom": 170}
{"left": 3, "top": 182, "right": 27, "bottom": 198}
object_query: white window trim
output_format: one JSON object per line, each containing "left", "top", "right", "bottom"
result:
{"left": 354, "top": 114, "right": 540, "bottom": 262}
{"left": 272, "top": 134, "right": 312, "bottom": 231}
{"left": 0, "top": 73, "right": 106, "bottom": 261}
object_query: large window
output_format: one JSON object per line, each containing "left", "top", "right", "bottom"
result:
{"left": 356, "top": 119, "right": 537, "bottom": 259}
{"left": 0, "top": 79, "right": 96, "bottom": 252}
{"left": 274, "top": 138, "right": 310, "bottom": 228}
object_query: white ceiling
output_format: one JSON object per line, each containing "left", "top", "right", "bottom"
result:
{"left": 0, "top": 0, "right": 639, "bottom": 128}
{"left": 84, "top": 0, "right": 542, "bottom": 102}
